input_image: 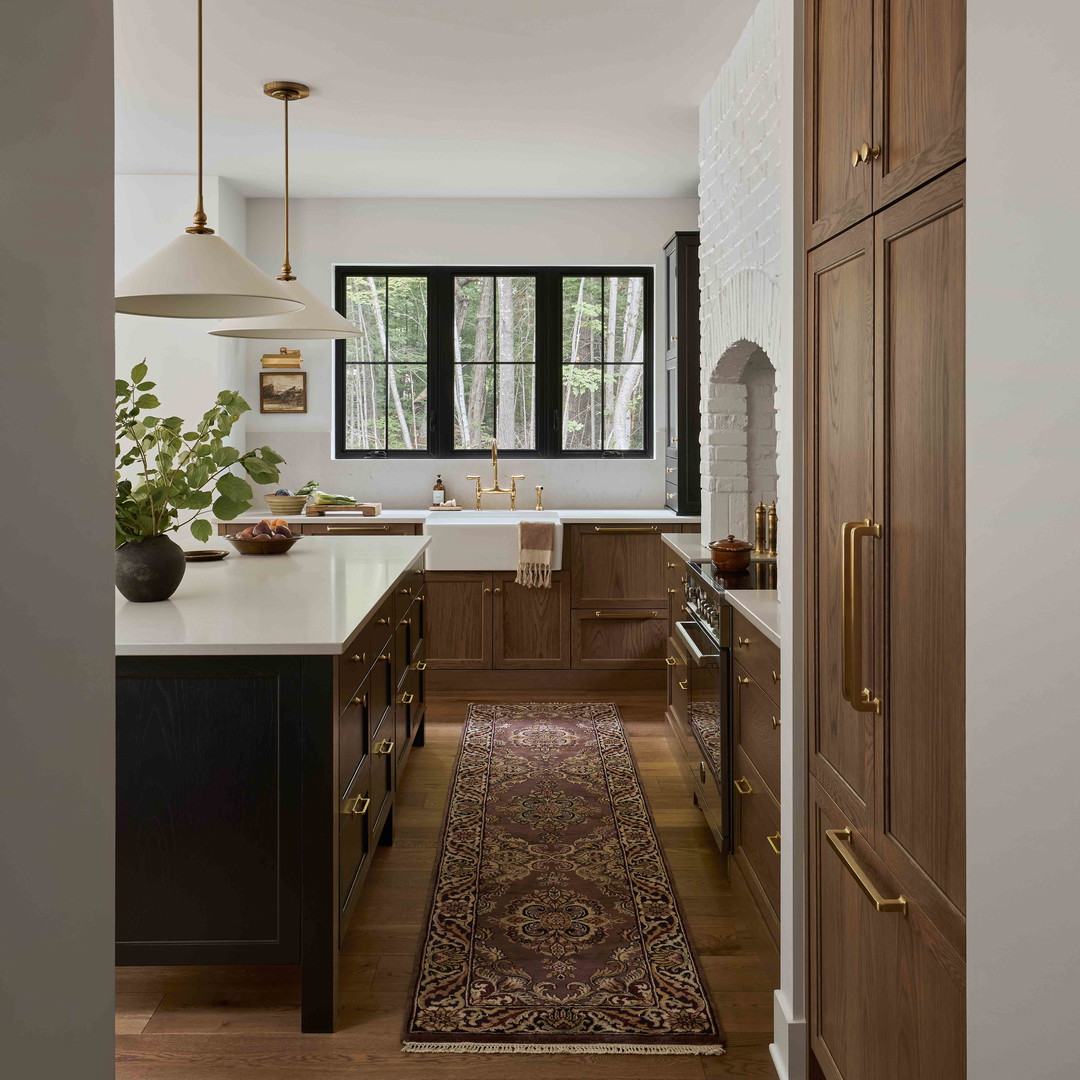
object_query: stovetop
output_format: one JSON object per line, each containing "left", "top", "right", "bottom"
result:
{"left": 688, "top": 557, "right": 778, "bottom": 593}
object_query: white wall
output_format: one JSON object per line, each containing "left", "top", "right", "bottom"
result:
{"left": 115, "top": 174, "right": 249, "bottom": 448}
{"left": 967, "top": 4, "right": 1080, "bottom": 1078}
{"left": 0, "top": 1, "right": 115, "bottom": 1075}
{"left": 241, "top": 197, "right": 698, "bottom": 509}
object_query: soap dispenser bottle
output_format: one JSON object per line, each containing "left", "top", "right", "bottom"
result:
{"left": 432, "top": 475, "right": 445, "bottom": 506}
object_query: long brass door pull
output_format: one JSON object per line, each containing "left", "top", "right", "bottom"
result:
{"left": 826, "top": 827, "right": 907, "bottom": 913}
{"left": 841, "top": 518, "right": 882, "bottom": 713}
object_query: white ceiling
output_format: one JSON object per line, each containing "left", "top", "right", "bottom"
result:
{"left": 115, "top": 0, "right": 756, "bottom": 199}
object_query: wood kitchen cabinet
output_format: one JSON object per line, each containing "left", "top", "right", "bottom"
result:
{"left": 423, "top": 572, "right": 492, "bottom": 669}
{"left": 806, "top": 167, "right": 965, "bottom": 1077}
{"left": 492, "top": 571, "right": 571, "bottom": 669}
{"left": 570, "top": 523, "right": 686, "bottom": 608}
{"left": 570, "top": 608, "right": 668, "bottom": 670}
{"left": 806, "top": 0, "right": 965, "bottom": 247}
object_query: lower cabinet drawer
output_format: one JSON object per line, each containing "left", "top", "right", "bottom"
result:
{"left": 367, "top": 595, "right": 395, "bottom": 659}
{"left": 304, "top": 522, "right": 417, "bottom": 536}
{"left": 338, "top": 685, "right": 369, "bottom": 797}
{"left": 367, "top": 650, "right": 393, "bottom": 741}
{"left": 734, "top": 662, "right": 781, "bottom": 800}
{"left": 337, "top": 630, "right": 370, "bottom": 715}
{"left": 731, "top": 612, "right": 781, "bottom": 705}
{"left": 395, "top": 665, "right": 420, "bottom": 777}
{"left": 369, "top": 710, "right": 395, "bottom": 834}
{"left": 733, "top": 746, "right": 781, "bottom": 924}
{"left": 339, "top": 757, "right": 373, "bottom": 911}
{"left": 571, "top": 609, "right": 668, "bottom": 669}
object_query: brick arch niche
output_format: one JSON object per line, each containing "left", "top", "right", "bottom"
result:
{"left": 700, "top": 338, "right": 778, "bottom": 545}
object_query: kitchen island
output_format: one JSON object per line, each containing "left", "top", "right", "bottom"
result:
{"left": 115, "top": 535, "right": 429, "bottom": 1032}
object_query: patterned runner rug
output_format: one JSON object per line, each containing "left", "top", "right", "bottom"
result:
{"left": 403, "top": 702, "right": 724, "bottom": 1055}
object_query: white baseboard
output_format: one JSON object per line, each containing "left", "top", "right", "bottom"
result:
{"left": 769, "top": 989, "right": 807, "bottom": 1079}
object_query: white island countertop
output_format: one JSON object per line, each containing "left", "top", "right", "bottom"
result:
{"left": 217, "top": 508, "right": 701, "bottom": 527}
{"left": 662, "top": 532, "right": 780, "bottom": 647}
{"left": 116, "top": 535, "right": 429, "bottom": 657}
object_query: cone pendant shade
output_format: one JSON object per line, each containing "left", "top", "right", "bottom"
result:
{"left": 209, "top": 278, "right": 360, "bottom": 338}
{"left": 116, "top": 233, "right": 305, "bottom": 319}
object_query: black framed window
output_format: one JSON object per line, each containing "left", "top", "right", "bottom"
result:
{"left": 335, "top": 266, "right": 652, "bottom": 458}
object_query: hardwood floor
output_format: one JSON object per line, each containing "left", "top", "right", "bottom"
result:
{"left": 115, "top": 691, "right": 779, "bottom": 1078}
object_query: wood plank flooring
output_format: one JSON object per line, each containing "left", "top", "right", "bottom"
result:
{"left": 115, "top": 691, "right": 779, "bottom": 1078}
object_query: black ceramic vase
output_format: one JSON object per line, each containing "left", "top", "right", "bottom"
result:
{"left": 115, "top": 534, "right": 186, "bottom": 602}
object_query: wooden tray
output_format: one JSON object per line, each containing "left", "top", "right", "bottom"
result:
{"left": 305, "top": 502, "right": 382, "bottom": 516}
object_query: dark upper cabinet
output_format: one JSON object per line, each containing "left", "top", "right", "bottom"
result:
{"left": 663, "top": 232, "right": 701, "bottom": 516}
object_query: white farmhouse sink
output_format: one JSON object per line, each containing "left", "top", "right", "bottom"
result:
{"left": 423, "top": 510, "right": 563, "bottom": 571}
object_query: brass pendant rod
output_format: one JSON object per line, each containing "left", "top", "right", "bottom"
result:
{"left": 280, "top": 95, "right": 294, "bottom": 280}
{"left": 186, "top": 0, "right": 214, "bottom": 234}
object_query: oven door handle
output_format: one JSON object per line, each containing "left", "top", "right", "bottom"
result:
{"left": 675, "top": 621, "right": 721, "bottom": 666}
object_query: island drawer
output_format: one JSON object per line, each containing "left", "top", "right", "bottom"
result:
{"left": 367, "top": 650, "right": 393, "bottom": 742}
{"left": 734, "top": 660, "right": 781, "bottom": 800}
{"left": 367, "top": 594, "right": 396, "bottom": 657}
{"left": 731, "top": 612, "right": 781, "bottom": 706}
{"left": 369, "top": 711, "right": 395, "bottom": 840}
{"left": 338, "top": 684, "right": 369, "bottom": 799}
{"left": 733, "top": 746, "right": 781, "bottom": 922}
{"left": 339, "top": 757, "right": 372, "bottom": 911}
{"left": 395, "top": 562, "right": 425, "bottom": 622}
{"left": 305, "top": 522, "right": 418, "bottom": 536}
{"left": 337, "top": 625, "right": 371, "bottom": 714}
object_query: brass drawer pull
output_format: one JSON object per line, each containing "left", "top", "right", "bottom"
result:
{"left": 345, "top": 794, "right": 370, "bottom": 816}
{"left": 374, "top": 739, "right": 394, "bottom": 755}
{"left": 678, "top": 679, "right": 689, "bottom": 691}
{"left": 351, "top": 694, "right": 367, "bottom": 708}
{"left": 771, "top": 669, "right": 780, "bottom": 685}
{"left": 842, "top": 518, "right": 881, "bottom": 713}
{"left": 349, "top": 652, "right": 364, "bottom": 663}
{"left": 376, "top": 617, "right": 390, "bottom": 625}
{"left": 666, "top": 492, "right": 677, "bottom": 500}
{"left": 771, "top": 714, "right": 780, "bottom": 729}
{"left": 734, "top": 777, "right": 753, "bottom": 796}
{"left": 767, "top": 832, "right": 782, "bottom": 855}
{"left": 665, "top": 656, "right": 677, "bottom": 666}
{"left": 400, "top": 586, "right": 413, "bottom": 596}
{"left": 414, "top": 661, "right": 427, "bottom": 671}
{"left": 666, "top": 468, "right": 676, "bottom": 475}
{"left": 668, "top": 588, "right": 677, "bottom": 595}
{"left": 379, "top": 652, "right": 391, "bottom": 663}
{"left": 666, "top": 561, "right": 678, "bottom": 568}
{"left": 403, "top": 618, "right": 412, "bottom": 626}
{"left": 594, "top": 610, "right": 658, "bottom": 619}
{"left": 483, "top": 587, "right": 491, "bottom": 594}
{"left": 826, "top": 827, "right": 907, "bottom": 914}
{"left": 593, "top": 525, "right": 658, "bottom": 534}
{"left": 737, "top": 675, "right": 751, "bottom": 687}
{"left": 737, "top": 636, "right": 752, "bottom": 647}
{"left": 400, "top": 691, "right": 414, "bottom": 705}
{"left": 493, "top": 587, "right": 502, "bottom": 595}
{"left": 326, "top": 524, "right": 391, "bottom": 533}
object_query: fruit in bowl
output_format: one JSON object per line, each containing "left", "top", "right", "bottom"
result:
{"left": 226, "top": 519, "right": 302, "bottom": 555}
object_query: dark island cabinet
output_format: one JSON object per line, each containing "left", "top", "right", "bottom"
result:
{"left": 115, "top": 553, "right": 427, "bottom": 1033}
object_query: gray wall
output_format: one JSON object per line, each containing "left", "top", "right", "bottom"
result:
{"left": 0, "top": 2, "right": 115, "bottom": 1076}
{"left": 968, "top": 3, "right": 1080, "bottom": 1077}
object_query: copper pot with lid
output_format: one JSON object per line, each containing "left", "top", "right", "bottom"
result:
{"left": 708, "top": 534, "right": 753, "bottom": 572}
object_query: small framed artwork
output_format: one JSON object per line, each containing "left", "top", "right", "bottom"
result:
{"left": 260, "top": 371, "right": 307, "bottom": 414}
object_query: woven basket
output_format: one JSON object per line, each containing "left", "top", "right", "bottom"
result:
{"left": 264, "top": 494, "right": 308, "bottom": 515}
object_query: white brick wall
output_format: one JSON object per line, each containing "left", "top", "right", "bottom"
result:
{"left": 698, "top": 0, "right": 783, "bottom": 543}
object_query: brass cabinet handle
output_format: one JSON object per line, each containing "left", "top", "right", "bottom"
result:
{"left": 737, "top": 635, "right": 752, "bottom": 647}
{"left": 400, "top": 691, "right": 414, "bottom": 705}
{"left": 678, "top": 679, "right": 689, "bottom": 690}
{"left": 665, "top": 656, "right": 677, "bottom": 666}
{"left": 851, "top": 142, "right": 881, "bottom": 167}
{"left": 734, "top": 776, "right": 753, "bottom": 796}
{"left": 376, "top": 617, "right": 390, "bottom": 625}
{"left": 593, "top": 525, "right": 658, "bottom": 534}
{"left": 666, "top": 561, "right": 678, "bottom": 569}
{"left": 374, "top": 739, "right": 394, "bottom": 755}
{"left": 771, "top": 669, "right": 780, "bottom": 685}
{"left": 667, "top": 588, "right": 678, "bottom": 595}
{"left": 842, "top": 518, "right": 881, "bottom": 713}
{"left": 351, "top": 694, "right": 367, "bottom": 708}
{"left": 493, "top": 587, "right": 502, "bottom": 595}
{"left": 666, "top": 468, "right": 676, "bottom": 474}
{"left": 349, "top": 653, "right": 364, "bottom": 663}
{"left": 344, "top": 794, "right": 371, "bottom": 816}
{"left": 826, "top": 827, "right": 907, "bottom": 913}
{"left": 767, "top": 832, "right": 782, "bottom": 855}
{"left": 403, "top": 618, "right": 411, "bottom": 626}
{"left": 594, "top": 610, "right": 658, "bottom": 619}
{"left": 666, "top": 492, "right": 677, "bottom": 500}
{"left": 737, "top": 675, "right": 751, "bottom": 687}
{"left": 326, "top": 524, "right": 391, "bottom": 533}
{"left": 414, "top": 567, "right": 424, "bottom": 575}
{"left": 379, "top": 652, "right": 391, "bottom": 663}
{"left": 771, "top": 714, "right": 780, "bottom": 729}
{"left": 483, "top": 587, "right": 492, "bottom": 594}
{"left": 414, "top": 661, "right": 427, "bottom": 671}
{"left": 400, "top": 586, "right": 413, "bottom": 595}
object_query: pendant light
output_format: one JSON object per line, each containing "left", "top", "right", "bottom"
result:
{"left": 115, "top": 1, "right": 304, "bottom": 319}
{"left": 209, "top": 82, "right": 361, "bottom": 340}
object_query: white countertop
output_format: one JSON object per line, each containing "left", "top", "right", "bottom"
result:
{"left": 218, "top": 508, "right": 701, "bottom": 527}
{"left": 116, "top": 535, "right": 429, "bottom": 657}
{"left": 662, "top": 532, "right": 781, "bottom": 647}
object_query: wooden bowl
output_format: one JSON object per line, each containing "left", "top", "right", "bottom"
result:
{"left": 224, "top": 534, "right": 302, "bottom": 556}
{"left": 265, "top": 495, "right": 308, "bottom": 515}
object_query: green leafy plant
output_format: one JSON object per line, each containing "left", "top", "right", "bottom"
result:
{"left": 115, "top": 362, "right": 286, "bottom": 547}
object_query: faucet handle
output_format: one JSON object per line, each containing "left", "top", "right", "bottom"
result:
{"left": 510, "top": 475, "right": 526, "bottom": 482}
{"left": 466, "top": 475, "right": 481, "bottom": 481}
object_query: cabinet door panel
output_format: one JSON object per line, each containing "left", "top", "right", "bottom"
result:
{"left": 874, "top": 0, "right": 965, "bottom": 208}
{"left": 492, "top": 571, "right": 570, "bottom": 669}
{"left": 806, "top": 0, "right": 874, "bottom": 246}
{"left": 807, "top": 219, "right": 876, "bottom": 832}
{"left": 423, "top": 572, "right": 492, "bottom": 669}
{"left": 570, "top": 525, "right": 674, "bottom": 607}
{"left": 810, "top": 780, "right": 965, "bottom": 1080}
{"left": 571, "top": 610, "right": 668, "bottom": 669}
{"left": 876, "top": 167, "right": 966, "bottom": 927}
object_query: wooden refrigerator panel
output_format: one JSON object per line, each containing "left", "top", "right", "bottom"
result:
{"left": 876, "top": 166, "right": 966, "bottom": 933}
{"left": 807, "top": 219, "right": 877, "bottom": 833}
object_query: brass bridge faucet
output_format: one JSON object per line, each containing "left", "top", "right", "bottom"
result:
{"left": 467, "top": 441, "right": 525, "bottom": 510}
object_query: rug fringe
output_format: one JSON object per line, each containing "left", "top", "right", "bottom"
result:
{"left": 402, "top": 1041, "right": 725, "bottom": 1056}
